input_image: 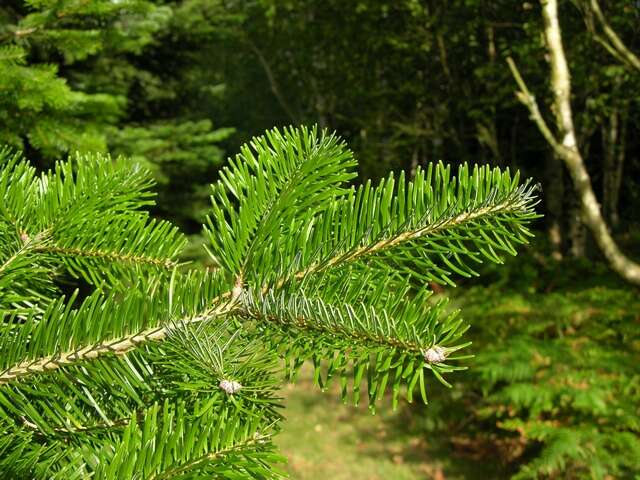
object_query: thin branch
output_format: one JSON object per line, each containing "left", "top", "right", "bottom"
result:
{"left": 14, "top": 27, "right": 38, "bottom": 38}
{"left": 299, "top": 195, "right": 533, "bottom": 281}
{"left": 0, "top": 6, "right": 72, "bottom": 42}
{"left": 245, "top": 37, "right": 300, "bottom": 124}
{"left": 35, "top": 245, "right": 179, "bottom": 270}
{"left": 589, "top": 0, "right": 640, "bottom": 73}
{"left": 0, "top": 245, "right": 28, "bottom": 277}
{"left": 513, "top": 0, "right": 640, "bottom": 285}
{"left": 0, "top": 230, "right": 49, "bottom": 275}
{"left": 243, "top": 295, "right": 426, "bottom": 354}
{"left": 21, "top": 411, "right": 134, "bottom": 439}
{"left": 0, "top": 231, "right": 178, "bottom": 284}
{"left": 436, "top": 33, "right": 452, "bottom": 81}
{"left": 0, "top": 27, "right": 38, "bottom": 42}
{"left": 0, "top": 298, "right": 236, "bottom": 384}
{"left": 506, "top": 57, "right": 563, "bottom": 155}
{"left": 593, "top": 34, "right": 631, "bottom": 67}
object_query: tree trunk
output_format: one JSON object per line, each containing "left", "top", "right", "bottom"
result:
{"left": 544, "top": 151, "right": 564, "bottom": 259}
{"left": 602, "top": 107, "right": 627, "bottom": 229}
{"left": 567, "top": 192, "right": 586, "bottom": 258}
{"left": 538, "top": 0, "right": 640, "bottom": 283}
{"left": 409, "top": 147, "right": 420, "bottom": 178}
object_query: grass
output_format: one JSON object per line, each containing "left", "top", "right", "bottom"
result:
{"left": 276, "top": 365, "right": 501, "bottom": 480}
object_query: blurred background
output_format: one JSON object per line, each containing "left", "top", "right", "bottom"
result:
{"left": 1, "top": 0, "right": 639, "bottom": 478}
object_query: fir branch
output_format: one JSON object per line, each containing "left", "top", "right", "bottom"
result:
{"left": 19, "top": 411, "right": 133, "bottom": 439}
{"left": 247, "top": 162, "right": 539, "bottom": 288}
{"left": 0, "top": 299, "right": 236, "bottom": 384}
{"left": 0, "top": 243, "right": 29, "bottom": 277}
{"left": 35, "top": 245, "right": 180, "bottom": 270}
{"left": 150, "top": 433, "right": 275, "bottom": 480}
{"left": 0, "top": 162, "right": 536, "bottom": 383}
{"left": 1, "top": 152, "right": 186, "bottom": 291}
{"left": 205, "top": 125, "right": 357, "bottom": 277}
{"left": 242, "top": 290, "right": 428, "bottom": 354}
{"left": 296, "top": 195, "right": 530, "bottom": 281}
{"left": 0, "top": 125, "right": 539, "bottom": 477}
{"left": 86, "top": 400, "right": 280, "bottom": 479}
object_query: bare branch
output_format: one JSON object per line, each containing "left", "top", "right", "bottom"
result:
{"left": 508, "top": 0, "right": 640, "bottom": 284}
{"left": 589, "top": 0, "right": 640, "bottom": 73}
{"left": 506, "top": 57, "right": 563, "bottom": 154}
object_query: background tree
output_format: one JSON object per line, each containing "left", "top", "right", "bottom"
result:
{"left": 0, "top": 0, "right": 233, "bottom": 229}
{"left": 508, "top": 0, "right": 640, "bottom": 284}
{"left": 0, "top": 0, "right": 168, "bottom": 160}
{"left": 189, "top": 0, "right": 639, "bottom": 271}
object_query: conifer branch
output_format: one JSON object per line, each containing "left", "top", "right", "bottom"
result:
{"left": 35, "top": 245, "right": 180, "bottom": 269}
{"left": 242, "top": 291, "right": 427, "bottom": 354}
{"left": 297, "top": 197, "right": 528, "bottom": 279}
{"left": 0, "top": 157, "right": 535, "bottom": 383}
{"left": 150, "top": 434, "right": 273, "bottom": 480}
{"left": 0, "top": 245, "right": 28, "bottom": 276}
{"left": 0, "top": 298, "right": 236, "bottom": 384}
{"left": 0, "top": 127, "right": 537, "bottom": 476}
{"left": 20, "top": 411, "right": 133, "bottom": 438}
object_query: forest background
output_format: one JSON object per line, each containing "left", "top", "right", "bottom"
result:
{"left": 1, "top": 0, "right": 639, "bottom": 478}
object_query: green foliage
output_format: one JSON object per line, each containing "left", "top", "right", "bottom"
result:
{"left": 0, "top": 0, "right": 232, "bottom": 227}
{"left": 422, "top": 252, "right": 640, "bottom": 479}
{"left": 0, "top": 0, "right": 169, "bottom": 157}
{"left": 0, "top": 148, "right": 185, "bottom": 315}
{"left": 109, "top": 120, "right": 235, "bottom": 225}
{"left": 0, "top": 126, "right": 537, "bottom": 477}
{"left": 190, "top": 0, "right": 640, "bottom": 240}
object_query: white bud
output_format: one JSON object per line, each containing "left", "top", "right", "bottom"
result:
{"left": 231, "top": 285, "right": 243, "bottom": 300}
{"left": 422, "top": 346, "right": 447, "bottom": 364}
{"left": 219, "top": 379, "right": 242, "bottom": 394}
